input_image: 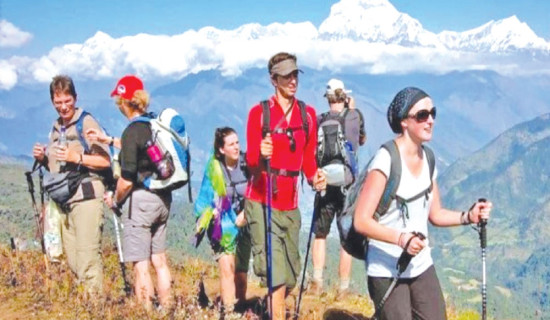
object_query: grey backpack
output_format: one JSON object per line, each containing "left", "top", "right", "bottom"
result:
{"left": 337, "top": 140, "right": 435, "bottom": 259}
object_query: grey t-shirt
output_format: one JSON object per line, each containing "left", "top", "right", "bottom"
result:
{"left": 221, "top": 161, "right": 247, "bottom": 213}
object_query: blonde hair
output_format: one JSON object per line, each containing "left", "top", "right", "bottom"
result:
{"left": 117, "top": 89, "right": 149, "bottom": 113}
{"left": 326, "top": 88, "right": 347, "bottom": 104}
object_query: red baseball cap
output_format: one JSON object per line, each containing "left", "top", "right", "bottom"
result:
{"left": 110, "top": 75, "right": 144, "bottom": 100}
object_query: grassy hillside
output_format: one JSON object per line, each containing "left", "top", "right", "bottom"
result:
{"left": 0, "top": 162, "right": 484, "bottom": 319}
{"left": 433, "top": 113, "right": 550, "bottom": 319}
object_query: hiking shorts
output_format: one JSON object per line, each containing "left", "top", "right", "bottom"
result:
{"left": 245, "top": 199, "right": 301, "bottom": 289}
{"left": 122, "top": 189, "right": 171, "bottom": 263}
{"left": 313, "top": 187, "right": 345, "bottom": 238}
{"left": 235, "top": 226, "right": 251, "bottom": 273}
{"left": 368, "top": 265, "right": 447, "bottom": 320}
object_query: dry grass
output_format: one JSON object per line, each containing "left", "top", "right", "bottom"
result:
{"left": 0, "top": 244, "right": 481, "bottom": 319}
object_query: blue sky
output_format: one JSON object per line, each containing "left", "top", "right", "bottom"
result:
{"left": 1, "top": 0, "right": 549, "bottom": 58}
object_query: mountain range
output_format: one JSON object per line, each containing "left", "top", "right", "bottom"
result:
{"left": 433, "top": 112, "right": 550, "bottom": 318}
{"left": 2, "top": 0, "right": 550, "bottom": 91}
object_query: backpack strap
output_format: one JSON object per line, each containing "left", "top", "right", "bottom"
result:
{"left": 261, "top": 100, "right": 270, "bottom": 138}
{"left": 75, "top": 111, "right": 116, "bottom": 159}
{"left": 297, "top": 100, "right": 309, "bottom": 141}
{"left": 377, "top": 141, "right": 436, "bottom": 217}
{"left": 75, "top": 111, "right": 91, "bottom": 154}
{"left": 340, "top": 108, "right": 349, "bottom": 135}
{"left": 424, "top": 145, "right": 435, "bottom": 181}
{"left": 377, "top": 140, "right": 401, "bottom": 216}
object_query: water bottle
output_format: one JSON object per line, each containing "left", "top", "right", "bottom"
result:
{"left": 146, "top": 140, "right": 174, "bottom": 179}
{"left": 345, "top": 141, "right": 358, "bottom": 175}
{"left": 58, "top": 126, "right": 68, "bottom": 168}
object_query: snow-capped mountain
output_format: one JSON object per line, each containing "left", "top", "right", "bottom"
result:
{"left": 319, "top": 0, "right": 442, "bottom": 48}
{"left": 438, "top": 16, "right": 550, "bottom": 52}
{"left": 1, "top": 0, "right": 550, "bottom": 91}
{"left": 319, "top": 0, "right": 549, "bottom": 52}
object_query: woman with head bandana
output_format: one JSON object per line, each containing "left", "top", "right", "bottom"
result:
{"left": 353, "top": 87, "right": 493, "bottom": 319}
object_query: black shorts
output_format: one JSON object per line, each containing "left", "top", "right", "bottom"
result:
{"left": 313, "top": 187, "right": 345, "bottom": 238}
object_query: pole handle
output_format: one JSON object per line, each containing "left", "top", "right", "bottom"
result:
{"left": 478, "top": 198, "right": 487, "bottom": 248}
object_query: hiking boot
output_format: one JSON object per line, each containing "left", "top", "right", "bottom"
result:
{"left": 306, "top": 280, "right": 323, "bottom": 296}
{"left": 335, "top": 288, "right": 351, "bottom": 300}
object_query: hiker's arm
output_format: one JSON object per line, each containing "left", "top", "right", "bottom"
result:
{"left": 111, "top": 177, "right": 132, "bottom": 207}
{"left": 353, "top": 169, "right": 400, "bottom": 244}
{"left": 357, "top": 109, "right": 367, "bottom": 146}
{"left": 428, "top": 181, "right": 493, "bottom": 226}
{"left": 85, "top": 128, "right": 121, "bottom": 149}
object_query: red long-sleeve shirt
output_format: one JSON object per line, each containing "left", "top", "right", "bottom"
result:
{"left": 245, "top": 95, "right": 318, "bottom": 210}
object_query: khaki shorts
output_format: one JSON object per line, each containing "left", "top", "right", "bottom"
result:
{"left": 122, "top": 189, "right": 171, "bottom": 262}
{"left": 235, "top": 226, "right": 251, "bottom": 273}
{"left": 245, "top": 199, "right": 301, "bottom": 289}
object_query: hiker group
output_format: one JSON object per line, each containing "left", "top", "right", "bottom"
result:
{"left": 29, "top": 52, "right": 493, "bottom": 320}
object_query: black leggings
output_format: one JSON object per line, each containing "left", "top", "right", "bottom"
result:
{"left": 368, "top": 265, "right": 447, "bottom": 320}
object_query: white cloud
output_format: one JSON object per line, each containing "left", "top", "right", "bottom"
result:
{"left": 1, "top": 0, "right": 550, "bottom": 90}
{"left": 0, "top": 60, "right": 18, "bottom": 90}
{"left": 0, "top": 20, "right": 32, "bottom": 48}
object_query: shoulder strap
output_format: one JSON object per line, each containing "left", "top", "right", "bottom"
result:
{"left": 261, "top": 100, "right": 270, "bottom": 138}
{"left": 297, "top": 100, "right": 309, "bottom": 142}
{"left": 423, "top": 145, "right": 435, "bottom": 180}
{"left": 393, "top": 145, "right": 435, "bottom": 204}
{"left": 377, "top": 140, "right": 401, "bottom": 216}
{"left": 239, "top": 151, "right": 249, "bottom": 179}
{"left": 75, "top": 111, "right": 116, "bottom": 158}
{"left": 75, "top": 111, "right": 91, "bottom": 154}
{"left": 340, "top": 108, "right": 350, "bottom": 134}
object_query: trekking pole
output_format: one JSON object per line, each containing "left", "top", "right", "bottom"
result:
{"left": 25, "top": 161, "right": 48, "bottom": 269}
{"left": 373, "top": 232, "right": 426, "bottom": 319}
{"left": 112, "top": 211, "right": 131, "bottom": 296}
{"left": 265, "top": 159, "right": 274, "bottom": 320}
{"left": 477, "top": 198, "right": 488, "bottom": 320}
{"left": 9, "top": 237, "right": 18, "bottom": 286}
{"left": 108, "top": 192, "right": 131, "bottom": 297}
{"left": 294, "top": 192, "right": 320, "bottom": 320}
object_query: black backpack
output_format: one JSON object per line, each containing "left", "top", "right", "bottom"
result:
{"left": 317, "top": 109, "right": 358, "bottom": 188}
{"left": 337, "top": 140, "right": 436, "bottom": 259}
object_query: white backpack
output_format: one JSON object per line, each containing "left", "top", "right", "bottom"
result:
{"left": 132, "top": 108, "right": 191, "bottom": 195}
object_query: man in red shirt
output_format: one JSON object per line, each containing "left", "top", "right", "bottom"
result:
{"left": 245, "top": 52, "right": 326, "bottom": 319}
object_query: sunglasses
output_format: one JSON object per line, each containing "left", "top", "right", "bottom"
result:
{"left": 286, "top": 128, "right": 296, "bottom": 152}
{"left": 408, "top": 107, "right": 436, "bottom": 122}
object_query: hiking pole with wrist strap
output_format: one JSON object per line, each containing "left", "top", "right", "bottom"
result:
{"left": 294, "top": 192, "right": 321, "bottom": 320}
{"left": 373, "top": 232, "right": 426, "bottom": 319}
{"left": 477, "top": 198, "right": 488, "bottom": 320}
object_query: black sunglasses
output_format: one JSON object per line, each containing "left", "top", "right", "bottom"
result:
{"left": 286, "top": 128, "right": 296, "bottom": 152}
{"left": 408, "top": 107, "right": 436, "bottom": 122}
